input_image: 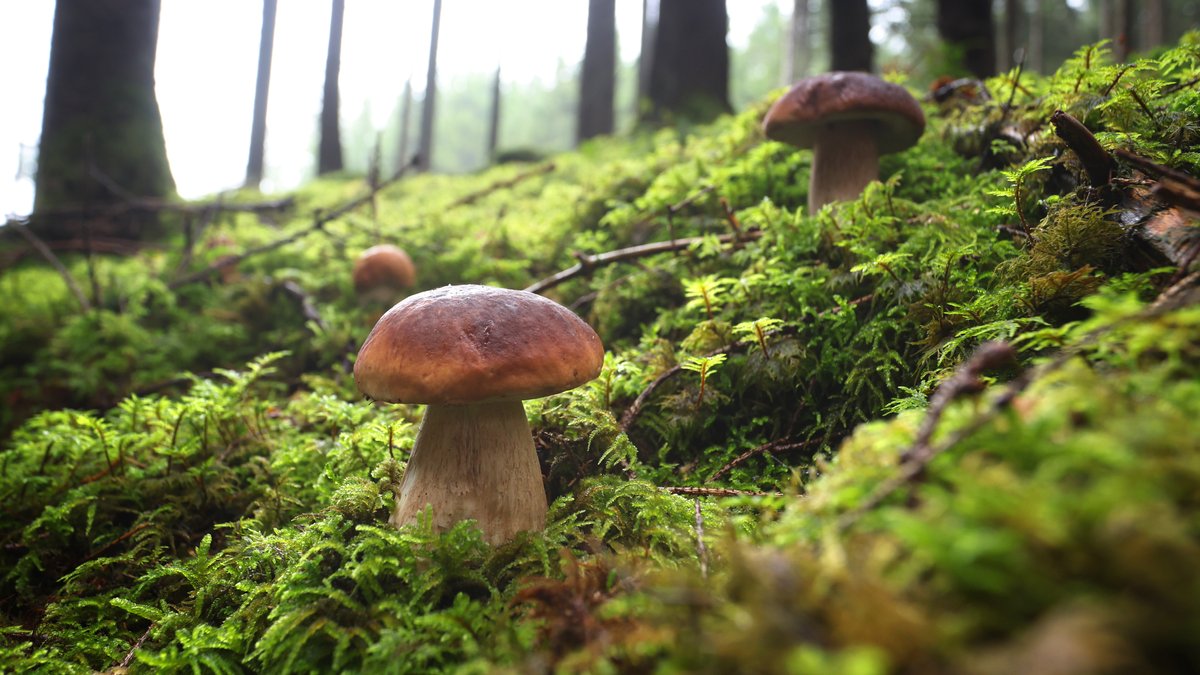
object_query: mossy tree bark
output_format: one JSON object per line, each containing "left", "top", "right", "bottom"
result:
{"left": 641, "top": 0, "right": 731, "bottom": 125}
{"left": 829, "top": 0, "right": 873, "bottom": 72}
{"left": 34, "top": 0, "right": 175, "bottom": 240}
{"left": 936, "top": 0, "right": 997, "bottom": 78}
{"left": 317, "top": 0, "right": 345, "bottom": 175}
{"left": 577, "top": 0, "right": 616, "bottom": 144}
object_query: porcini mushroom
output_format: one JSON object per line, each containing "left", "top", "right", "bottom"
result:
{"left": 353, "top": 244, "right": 416, "bottom": 299}
{"left": 354, "top": 284, "right": 604, "bottom": 544}
{"left": 762, "top": 72, "right": 925, "bottom": 215}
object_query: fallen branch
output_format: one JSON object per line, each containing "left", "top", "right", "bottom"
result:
{"left": 526, "top": 229, "right": 762, "bottom": 295}
{"left": 118, "top": 624, "right": 154, "bottom": 669}
{"left": 1051, "top": 109, "right": 1113, "bottom": 187}
{"left": 661, "top": 486, "right": 780, "bottom": 498}
{"left": 618, "top": 295, "right": 873, "bottom": 433}
{"left": 448, "top": 162, "right": 556, "bottom": 208}
{"left": 169, "top": 166, "right": 411, "bottom": 290}
{"left": 837, "top": 274, "right": 1199, "bottom": 532}
{"left": 8, "top": 219, "right": 92, "bottom": 311}
{"left": 706, "top": 437, "right": 826, "bottom": 483}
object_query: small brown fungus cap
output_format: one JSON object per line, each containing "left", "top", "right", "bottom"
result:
{"left": 354, "top": 285, "right": 604, "bottom": 405}
{"left": 762, "top": 72, "right": 925, "bottom": 153}
{"left": 353, "top": 244, "right": 416, "bottom": 293}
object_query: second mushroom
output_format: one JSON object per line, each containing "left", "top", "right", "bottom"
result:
{"left": 762, "top": 71, "right": 926, "bottom": 215}
{"left": 354, "top": 284, "right": 604, "bottom": 544}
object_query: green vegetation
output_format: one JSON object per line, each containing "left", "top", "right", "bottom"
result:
{"left": 2, "top": 35, "right": 1199, "bottom": 673}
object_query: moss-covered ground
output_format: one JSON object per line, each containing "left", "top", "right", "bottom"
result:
{"left": 1, "top": 36, "right": 1199, "bottom": 673}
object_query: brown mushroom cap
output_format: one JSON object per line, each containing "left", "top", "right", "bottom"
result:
{"left": 762, "top": 72, "right": 925, "bottom": 154}
{"left": 353, "top": 244, "right": 416, "bottom": 293}
{"left": 355, "top": 285, "right": 604, "bottom": 405}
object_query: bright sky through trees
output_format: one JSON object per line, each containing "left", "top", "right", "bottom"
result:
{"left": 3, "top": 1, "right": 798, "bottom": 216}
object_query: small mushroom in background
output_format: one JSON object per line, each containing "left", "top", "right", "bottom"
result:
{"left": 352, "top": 244, "right": 416, "bottom": 300}
{"left": 354, "top": 284, "right": 604, "bottom": 544}
{"left": 762, "top": 72, "right": 926, "bottom": 215}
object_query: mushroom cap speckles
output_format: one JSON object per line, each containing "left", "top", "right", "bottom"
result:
{"left": 762, "top": 72, "right": 926, "bottom": 154}
{"left": 354, "top": 285, "right": 605, "bottom": 405}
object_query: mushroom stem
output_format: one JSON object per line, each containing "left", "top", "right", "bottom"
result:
{"left": 808, "top": 120, "right": 881, "bottom": 215}
{"left": 391, "top": 399, "right": 547, "bottom": 544}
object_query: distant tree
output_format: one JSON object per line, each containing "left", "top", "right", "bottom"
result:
{"left": 245, "top": 0, "right": 277, "bottom": 189}
{"left": 394, "top": 78, "right": 413, "bottom": 172}
{"left": 34, "top": 0, "right": 175, "bottom": 240}
{"left": 784, "top": 0, "right": 811, "bottom": 84}
{"left": 577, "top": 0, "right": 616, "bottom": 143}
{"left": 1141, "top": 0, "right": 1164, "bottom": 50}
{"left": 643, "top": 0, "right": 730, "bottom": 124}
{"left": 936, "top": 0, "right": 996, "bottom": 77}
{"left": 830, "top": 0, "right": 873, "bottom": 71}
{"left": 1028, "top": 0, "right": 1044, "bottom": 72}
{"left": 318, "top": 0, "right": 345, "bottom": 175}
{"left": 636, "top": 0, "right": 656, "bottom": 117}
{"left": 1001, "top": 0, "right": 1023, "bottom": 71}
{"left": 417, "top": 0, "right": 443, "bottom": 171}
{"left": 488, "top": 67, "right": 502, "bottom": 160}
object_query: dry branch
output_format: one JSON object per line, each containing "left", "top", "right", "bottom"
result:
{"left": 1051, "top": 109, "right": 1113, "bottom": 187}
{"left": 8, "top": 219, "right": 92, "bottom": 311}
{"left": 526, "top": 229, "right": 762, "bottom": 295}
{"left": 448, "top": 162, "right": 556, "bottom": 208}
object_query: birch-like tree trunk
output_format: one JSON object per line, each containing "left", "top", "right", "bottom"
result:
{"left": 245, "top": 0, "right": 276, "bottom": 189}
{"left": 317, "top": 0, "right": 345, "bottom": 175}
{"left": 417, "top": 0, "right": 443, "bottom": 171}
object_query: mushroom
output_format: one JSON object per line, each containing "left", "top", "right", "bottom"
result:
{"left": 762, "top": 72, "right": 925, "bottom": 215}
{"left": 353, "top": 284, "right": 604, "bottom": 544}
{"left": 352, "top": 244, "right": 416, "bottom": 299}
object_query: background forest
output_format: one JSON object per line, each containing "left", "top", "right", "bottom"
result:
{"left": 2, "top": 0, "right": 1200, "bottom": 673}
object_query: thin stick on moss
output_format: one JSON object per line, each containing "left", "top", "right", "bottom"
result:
{"left": 525, "top": 230, "right": 762, "bottom": 295}
{"left": 838, "top": 274, "right": 1198, "bottom": 533}
{"left": 118, "top": 624, "right": 154, "bottom": 669}
{"left": 693, "top": 499, "right": 708, "bottom": 578}
{"left": 619, "top": 295, "right": 873, "bottom": 432}
{"left": 8, "top": 219, "right": 92, "bottom": 311}
{"left": 448, "top": 161, "right": 556, "bottom": 208}
{"left": 706, "top": 437, "right": 825, "bottom": 483}
{"left": 169, "top": 165, "right": 412, "bottom": 290}
{"left": 662, "top": 486, "right": 780, "bottom": 497}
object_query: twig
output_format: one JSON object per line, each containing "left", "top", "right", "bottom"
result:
{"left": 84, "top": 522, "right": 152, "bottom": 562}
{"left": 693, "top": 499, "right": 708, "bottom": 578}
{"left": 618, "top": 295, "right": 873, "bottom": 432}
{"left": 661, "top": 486, "right": 780, "bottom": 498}
{"left": 525, "top": 229, "right": 762, "bottom": 295}
{"left": 169, "top": 167, "right": 411, "bottom": 290}
{"left": 706, "top": 437, "right": 825, "bottom": 483}
{"left": 448, "top": 162, "right": 556, "bottom": 208}
{"left": 119, "top": 624, "right": 154, "bottom": 669}
{"left": 899, "top": 341, "right": 1018, "bottom": 465}
{"left": 1050, "top": 110, "right": 1113, "bottom": 187}
{"left": 9, "top": 219, "right": 92, "bottom": 311}
{"left": 279, "top": 280, "right": 327, "bottom": 331}
{"left": 837, "top": 274, "right": 1199, "bottom": 532}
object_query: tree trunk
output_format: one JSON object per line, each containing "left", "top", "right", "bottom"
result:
{"left": 317, "top": 0, "right": 345, "bottom": 175}
{"left": 487, "top": 68, "right": 502, "bottom": 161}
{"left": 1028, "top": 0, "right": 1044, "bottom": 73}
{"left": 642, "top": 0, "right": 730, "bottom": 124}
{"left": 936, "top": 0, "right": 996, "bottom": 78}
{"left": 830, "top": 0, "right": 873, "bottom": 72}
{"left": 1002, "top": 0, "right": 1023, "bottom": 71}
{"left": 636, "top": 0, "right": 657, "bottom": 118}
{"left": 1140, "top": 0, "right": 1163, "bottom": 50}
{"left": 395, "top": 78, "right": 413, "bottom": 173}
{"left": 578, "top": 0, "right": 616, "bottom": 144}
{"left": 34, "top": 0, "right": 175, "bottom": 240}
{"left": 244, "top": 0, "right": 277, "bottom": 189}
{"left": 417, "top": 0, "right": 443, "bottom": 172}
{"left": 784, "top": 0, "right": 811, "bottom": 84}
